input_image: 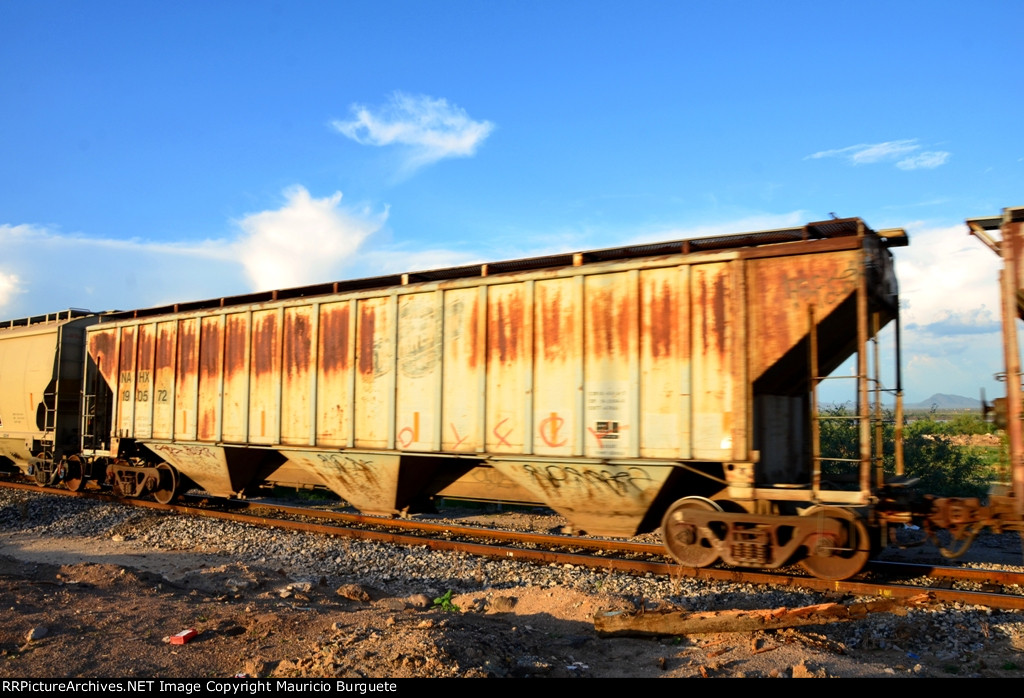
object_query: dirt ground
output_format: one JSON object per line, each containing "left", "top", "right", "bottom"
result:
{"left": 3, "top": 532, "right": 1024, "bottom": 679}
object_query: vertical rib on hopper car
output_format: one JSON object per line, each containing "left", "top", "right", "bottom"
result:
{"left": 81, "top": 217, "right": 906, "bottom": 554}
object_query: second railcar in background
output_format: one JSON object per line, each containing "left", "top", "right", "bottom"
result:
{"left": 0, "top": 309, "right": 96, "bottom": 486}
{"left": 77, "top": 216, "right": 908, "bottom": 578}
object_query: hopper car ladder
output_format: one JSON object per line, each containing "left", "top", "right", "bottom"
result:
{"left": 807, "top": 303, "right": 904, "bottom": 502}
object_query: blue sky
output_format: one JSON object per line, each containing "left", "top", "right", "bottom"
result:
{"left": 1, "top": 1, "right": 1021, "bottom": 404}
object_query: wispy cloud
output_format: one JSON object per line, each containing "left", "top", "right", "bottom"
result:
{"left": 910, "top": 308, "right": 1000, "bottom": 336}
{"left": 234, "top": 186, "right": 387, "bottom": 290}
{"left": 808, "top": 140, "right": 919, "bottom": 164}
{"left": 895, "top": 151, "right": 950, "bottom": 170}
{"left": 806, "top": 139, "right": 950, "bottom": 170}
{"left": 332, "top": 92, "right": 494, "bottom": 175}
{"left": 627, "top": 210, "right": 808, "bottom": 245}
{"left": 0, "top": 223, "right": 243, "bottom": 317}
{"left": 355, "top": 246, "right": 484, "bottom": 276}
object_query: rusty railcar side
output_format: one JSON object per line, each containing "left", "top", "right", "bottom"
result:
{"left": 83, "top": 218, "right": 906, "bottom": 537}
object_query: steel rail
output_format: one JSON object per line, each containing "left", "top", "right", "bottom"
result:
{"left": 5, "top": 479, "right": 1024, "bottom": 610}
{"left": 868, "top": 560, "right": 1024, "bottom": 585}
{"left": 221, "top": 497, "right": 664, "bottom": 555}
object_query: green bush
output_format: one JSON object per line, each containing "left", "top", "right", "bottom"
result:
{"left": 941, "top": 413, "right": 996, "bottom": 436}
{"left": 906, "top": 412, "right": 995, "bottom": 437}
{"left": 817, "top": 405, "right": 997, "bottom": 498}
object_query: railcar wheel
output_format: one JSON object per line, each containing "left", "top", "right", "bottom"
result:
{"left": 661, "top": 497, "right": 723, "bottom": 568}
{"left": 798, "top": 508, "right": 870, "bottom": 581}
{"left": 63, "top": 456, "right": 86, "bottom": 492}
{"left": 152, "top": 463, "right": 179, "bottom": 504}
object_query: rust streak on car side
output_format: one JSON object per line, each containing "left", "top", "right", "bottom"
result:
{"left": 252, "top": 313, "right": 277, "bottom": 378}
{"left": 177, "top": 320, "right": 198, "bottom": 376}
{"left": 589, "top": 287, "right": 614, "bottom": 359}
{"left": 224, "top": 315, "right": 247, "bottom": 377}
{"left": 649, "top": 280, "right": 675, "bottom": 359}
{"left": 358, "top": 305, "right": 375, "bottom": 376}
{"left": 712, "top": 273, "right": 727, "bottom": 356}
{"left": 119, "top": 326, "right": 136, "bottom": 372}
{"left": 490, "top": 290, "right": 523, "bottom": 364}
{"left": 200, "top": 319, "right": 222, "bottom": 380}
{"left": 88, "top": 330, "right": 118, "bottom": 385}
{"left": 197, "top": 318, "right": 222, "bottom": 440}
{"left": 540, "top": 285, "right": 565, "bottom": 362}
{"left": 136, "top": 326, "right": 154, "bottom": 373}
{"left": 467, "top": 295, "right": 480, "bottom": 370}
{"left": 156, "top": 324, "right": 175, "bottom": 371}
{"left": 616, "top": 292, "right": 634, "bottom": 357}
{"left": 284, "top": 311, "right": 311, "bottom": 378}
{"left": 320, "top": 304, "right": 350, "bottom": 375}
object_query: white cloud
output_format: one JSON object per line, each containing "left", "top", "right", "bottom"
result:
{"left": 333, "top": 92, "right": 494, "bottom": 174}
{"left": 234, "top": 186, "right": 387, "bottom": 291}
{"left": 897, "top": 222, "right": 1001, "bottom": 335}
{"left": 896, "top": 151, "right": 950, "bottom": 170}
{"left": 0, "top": 272, "right": 22, "bottom": 307}
{"left": 0, "top": 187, "right": 388, "bottom": 318}
{"left": 806, "top": 139, "right": 950, "bottom": 170}
{"left": 0, "top": 223, "right": 243, "bottom": 318}
{"left": 913, "top": 307, "right": 998, "bottom": 335}
{"left": 893, "top": 221, "right": 1004, "bottom": 400}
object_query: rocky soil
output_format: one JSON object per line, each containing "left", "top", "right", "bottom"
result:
{"left": 2, "top": 487, "right": 1024, "bottom": 678}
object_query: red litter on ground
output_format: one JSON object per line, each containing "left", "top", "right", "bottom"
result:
{"left": 169, "top": 629, "right": 198, "bottom": 645}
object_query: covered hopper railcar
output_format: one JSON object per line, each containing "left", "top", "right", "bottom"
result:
{"left": 77, "top": 216, "right": 908, "bottom": 579}
{"left": 0, "top": 309, "right": 97, "bottom": 487}
{"left": 6, "top": 211, "right": 1024, "bottom": 580}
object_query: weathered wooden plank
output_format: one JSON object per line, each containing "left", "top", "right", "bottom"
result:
{"left": 594, "top": 594, "right": 934, "bottom": 637}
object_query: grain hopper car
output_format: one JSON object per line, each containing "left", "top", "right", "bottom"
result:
{"left": 0, "top": 309, "right": 96, "bottom": 487}
{"left": 77, "top": 216, "right": 908, "bottom": 579}
{"left": 5, "top": 210, "right": 1024, "bottom": 580}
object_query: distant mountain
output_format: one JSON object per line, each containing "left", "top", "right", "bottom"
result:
{"left": 905, "top": 393, "right": 980, "bottom": 410}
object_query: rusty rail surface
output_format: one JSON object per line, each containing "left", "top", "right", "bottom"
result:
{"left": 4, "top": 479, "right": 1024, "bottom": 610}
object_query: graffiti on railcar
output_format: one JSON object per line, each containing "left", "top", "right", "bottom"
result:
{"left": 521, "top": 462, "right": 654, "bottom": 499}
{"left": 538, "top": 412, "right": 568, "bottom": 448}
{"left": 150, "top": 443, "right": 225, "bottom": 478}
{"left": 778, "top": 261, "right": 860, "bottom": 308}
{"left": 314, "top": 452, "right": 382, "bottom": 488}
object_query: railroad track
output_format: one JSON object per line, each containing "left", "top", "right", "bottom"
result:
{"left": 4, "top": 478, "right": 1024, "bottom": 611}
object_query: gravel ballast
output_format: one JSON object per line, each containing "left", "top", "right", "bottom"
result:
{"left": 2, "top": 487, "right": 1024, "bottom": 678}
